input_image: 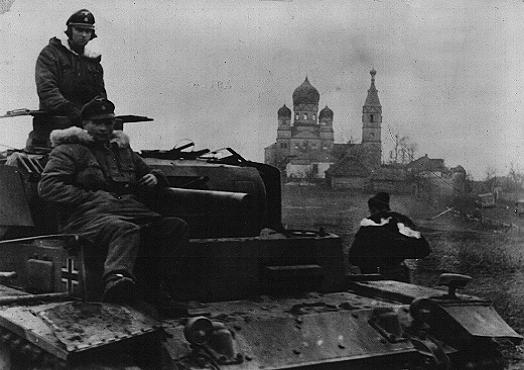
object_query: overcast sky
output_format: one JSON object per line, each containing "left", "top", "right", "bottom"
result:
{"left": 1, "top": 0, "right": 523, "bottom": 179}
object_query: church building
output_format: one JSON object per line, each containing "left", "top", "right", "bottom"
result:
{"left": 264, "top": 69, "right": 383, "bottom": 182}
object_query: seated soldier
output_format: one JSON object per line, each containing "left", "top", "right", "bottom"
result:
{"left": 348, "top": 192, "right": 430, "bottom": 282}
{"left": 38, "top": 97, "right": 187, "bottom": 308}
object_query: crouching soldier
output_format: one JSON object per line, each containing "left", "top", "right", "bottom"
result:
{"left": 38, "top": 97, "right": 187, "bottom": 311}
{"left": 349, "top": 192, "right": 430, "bottom": 282}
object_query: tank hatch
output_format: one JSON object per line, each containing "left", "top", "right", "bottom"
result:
{"left": 436, "top": 302, "right": 522, "bottom": 340}
{"left": 0, "top": 301, "right": 162, "bottom": 362}
{"left": 351, "top": 279, "right": 523, "bottom": 342}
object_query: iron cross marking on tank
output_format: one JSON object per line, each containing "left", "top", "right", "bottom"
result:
{"left": 61, "top": 257, "right": 79, "bottom": 293}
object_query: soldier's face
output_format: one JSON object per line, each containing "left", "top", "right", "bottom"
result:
{"left": 83, "top": 118, "right": 115, "bottom": 142}
{"left": 70, "top": 26, "right": 93, "bottom": 48}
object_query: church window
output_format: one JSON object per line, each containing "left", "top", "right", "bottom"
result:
{"left": 313, "top": 114, "right": 316, "bottom": 120}
{"left": 370, "top": 114, "right": 374, "bottom": 122}
{"left": 303, "top": 113, "right": 308, "bottom": 120}
{"left": 295, "top": 113, "right": 299, "bottom": 120}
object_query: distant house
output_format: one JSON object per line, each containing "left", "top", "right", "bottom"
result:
{"left": 406, "top": 154, "right": 447, "bottom": 176}
{"left": 469, "top": 180, "right": 491, "bottom": 195}
{"left": 369, "top": 166, "right": 410, "bottom": 193}
{"left": 450, "top": 165, "right": 466, "bottom": 174}
{"left": 477, "top": 193, "right": 495, "bottom": 208}
{"left": 407, "top": 155, "right": 467, "bottom": 199}
{"left": 325, "top": 156, "right": 370, "bottom": 189}
{"left": 286, "top": 151, "right": 334, "bottom": 179}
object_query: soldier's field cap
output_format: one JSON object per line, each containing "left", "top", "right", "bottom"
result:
{"left": 66, "top": 9, "right": 95, "bottom": 30}
{"left": 81, "top": 98, "right": 115, "bottom": 121}
{"left": 368, "top": 192, "right": 390, "bottom": 211}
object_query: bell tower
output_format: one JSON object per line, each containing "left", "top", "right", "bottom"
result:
{"left": 361, "top": 68, "right": 382, "bottom": 169}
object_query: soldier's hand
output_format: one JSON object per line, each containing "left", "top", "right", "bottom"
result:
{"left": 138, "top": 173, "right": 158, "bottom": 187}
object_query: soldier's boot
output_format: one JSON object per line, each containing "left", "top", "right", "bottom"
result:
{"left": 103, "top": 274, "right": 137, "bottom": 303}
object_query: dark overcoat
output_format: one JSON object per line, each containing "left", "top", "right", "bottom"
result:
{"left": 38, "top": 127, "right": 166, "bottom": 243}
{"left": 36, "top": 36, "right": 106, "bottom": 116}
{"left": 348, "top": 210, "right": 431, "bottom": 274}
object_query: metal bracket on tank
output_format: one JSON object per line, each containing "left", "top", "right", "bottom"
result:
{"left": 368, "top": 307, "right": 409, "bottom": 343}
{"left": 183, "top": 317, "right": 244, "bottom": 366}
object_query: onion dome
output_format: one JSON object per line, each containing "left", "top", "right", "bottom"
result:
{"left": 292, "top": 77, "right": 320, "bottom": 105}
{"left": 277, "top": 104, "right": 291, "bottom": 117}
{"left": 319, "top": 105, "right": 333, "bottom": 119}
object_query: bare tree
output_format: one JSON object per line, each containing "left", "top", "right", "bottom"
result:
{"left": 388, "top": 133, "right": 417, "bottom": 165}
{"left": 508, "top": 163, "right": 523, "bottom": 198}
{"left": 483, "top": 166, "right": 497, "bottom": 192}
{"left": 484, "top": 167, "right": 496, "bottom": 182}
{"left": 403, "top": 141, "right": 417, "bottom": 164}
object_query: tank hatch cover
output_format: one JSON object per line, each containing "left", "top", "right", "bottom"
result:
{"left": 350, "top": 280, "right": 479, "bottom": 304}
{"left": 0, "top": 301, "right": 161, "bottom": 360}
{"left": 438, "top": 302, "right": 523, "bottom": 342}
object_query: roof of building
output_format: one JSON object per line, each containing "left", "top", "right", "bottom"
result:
{"left": 264, "top": 142, "right": 277, "bottom": 151}
{"left": 325, "top": 155, "right": 370, "bottom": 177}
{"left": 278, "top": 104, "right": 291, "bottom": 117}
{"left": 292, "top": 77, "right": 320, "bottom": 105}
{"left": 406, "top": 154, "right": 446, "bottom": 172}
{"left": 450, "top": 165, "right": 466, "bottom": 173}
{"left": 370, "top": 166, "right": 407, "bottom": 181}
{"left": 319, "top": 105, "right": 333, "bottom": 119}
{"left": 331, "top": 143, "right": 354, "bottom": 160}
{"left": 364, "top": 69, "right": 381, "bottom": 107}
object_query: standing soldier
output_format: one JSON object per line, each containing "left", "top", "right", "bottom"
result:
{"left": 349, "top": 192, "right": 431, "bottom": 282}
{"left": 28, "top": 9, "right": 107, "bottom": 150}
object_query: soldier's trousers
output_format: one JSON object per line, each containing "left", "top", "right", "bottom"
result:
{"left": 136, "top": 217, "right": 190, "bottom": 298}
{"left": 87, "top": 216, "right": 188, "bottom": 285}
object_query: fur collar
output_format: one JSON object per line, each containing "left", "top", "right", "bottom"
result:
{"left": 56, "top": 35, "right": 101, "bottom": 59}
{"left": 50, "top": 127, "right": 130, "bottom": 148}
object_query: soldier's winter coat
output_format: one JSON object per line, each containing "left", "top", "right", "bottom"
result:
{"left": 38, "top": 127, "right": 166, "bottom": 242}
{"left": 35, "top": 36, "right": 106, "bottom": 116}
{"left": 348, "top": 211, "right": 431, "bottom": 275}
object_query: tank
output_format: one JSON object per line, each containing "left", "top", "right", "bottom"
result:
{"left": 0, "top": 137, "right": 521, "bottom": 369}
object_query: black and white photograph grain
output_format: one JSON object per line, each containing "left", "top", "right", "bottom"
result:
{"left": 0, "top": 0, "right": 523, "bottom": 369}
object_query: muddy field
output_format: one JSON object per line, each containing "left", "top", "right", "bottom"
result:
{"left": 282, "top": 185, "right": 524, "bottom": 367}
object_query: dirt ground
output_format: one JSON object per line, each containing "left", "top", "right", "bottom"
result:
{"left": 281, "top": 185, "right": 524, "bottom": 368}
